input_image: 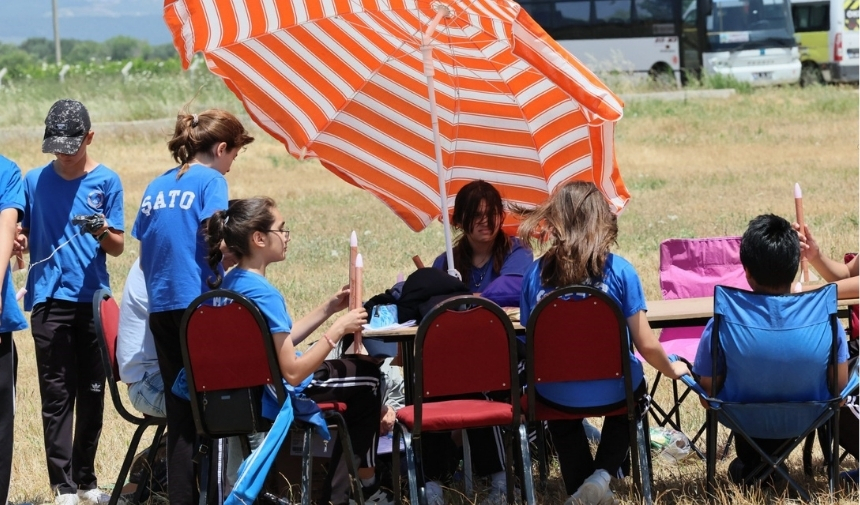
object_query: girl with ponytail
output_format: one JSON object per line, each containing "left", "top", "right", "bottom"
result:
{"left": 131, "top": 108, "right": 253, "bottom": 505}
{"left": 205, "top": 198, "right": 382, "bottom": 505}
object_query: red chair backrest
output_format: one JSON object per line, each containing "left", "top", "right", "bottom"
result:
{"left": 184, "top": 301, "right": 277, "bottom": 392}
{"left": 97, "top": 294, "right": 122, "bottom": 381}
{"left": 417, "top": 297, "right": 515, "bottom": 399}
{"left": 528, "top": 287, "right": 627, "bottom": 384}
{"left": 846, "top": 253, "right": 858, "bottom": 340}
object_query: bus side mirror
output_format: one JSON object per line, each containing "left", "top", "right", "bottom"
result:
{"left": 703, "top": 0, "right": 712, "bottom": 16}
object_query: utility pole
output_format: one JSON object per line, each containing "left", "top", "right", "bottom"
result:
{"left": 52, "top": 0, "right": 61, "bottom": 64}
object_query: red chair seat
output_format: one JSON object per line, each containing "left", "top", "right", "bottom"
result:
{"left": 519, "top": 394, "right": 626, "bottom": 421}
{"left": 316, "top": 401, "right": 347, "bottom": 414}
{"left": 396, "top": 399, "right": 513, "bottom": 431}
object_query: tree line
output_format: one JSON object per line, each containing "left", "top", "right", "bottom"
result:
{"left": 0, "top": 36, "right": 178, "bottom": 75}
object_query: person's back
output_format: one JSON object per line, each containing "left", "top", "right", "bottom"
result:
{"left": 693, "top": 213, "right": 849, "bottom": 485}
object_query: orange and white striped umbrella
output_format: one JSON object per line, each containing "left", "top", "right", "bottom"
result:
{"left": 164, "top": 0, "right": 629, "bottom": 238}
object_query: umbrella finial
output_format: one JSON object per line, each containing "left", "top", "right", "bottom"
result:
{"left": 431, "top": 2, "right": 456, "bottom": 18}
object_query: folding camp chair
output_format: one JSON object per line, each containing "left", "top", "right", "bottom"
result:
{"left": 648, "top": 237, "right": 748, "bottom": 457}
{"left": 180, "top": 289, "right": 364, "bottom": 505}
{"left": 678, "top": 284, "right": 859, "bottom": 502}
{"left": 522, "top": 286, "right": 653, "bottom": 505}
{"left": 93, "top": 289, "right": 167, "bottom": 505}
{"left": 391, "top": 296, "right": 535, "bottom": 505}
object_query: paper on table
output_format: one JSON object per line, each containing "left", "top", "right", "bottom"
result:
{"left": 362, "top": 320, "right": 416, "bottom": 331}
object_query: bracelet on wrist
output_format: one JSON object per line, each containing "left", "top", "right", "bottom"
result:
{"left": 97, "top": 230, "right": 109, "bottom": 242}
{"left": 323, "top": 334, "right": 337, "bottom": 349}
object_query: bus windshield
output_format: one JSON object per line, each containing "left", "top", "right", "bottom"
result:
{"left": 707, "top": 0, "right": 797, "bottom": 50}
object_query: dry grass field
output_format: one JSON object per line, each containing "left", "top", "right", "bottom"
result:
{"left": 0, "top": 78, "right": 858, "bottom": 504}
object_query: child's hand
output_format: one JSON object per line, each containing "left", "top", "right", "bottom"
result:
{"left": 792, "top": 222, "right": 820, "bottom": 262}
{"left": 669, "top": 360, "right": 690, "bottom": 380}
{"left": 380, "top": 405, "right": 396, "bottom": 435}
{"left": 333, "top": 307, "right": 368, "bottom": 336}
{"left": 329, "top": 285, "right": 351, "bottom": 313}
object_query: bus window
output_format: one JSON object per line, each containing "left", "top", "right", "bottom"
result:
{"left": 594, "top": 0, "right": 633, "bottom": 23}
{"left": 558, "top": 1, "right": 592, "bottom": 27}
{"left": 635, "top": 0, "right": 675, "bottom": 20}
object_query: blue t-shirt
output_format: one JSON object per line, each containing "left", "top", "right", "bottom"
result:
{"left": 22, "top": 162, "right": 124, "bottom": 310}
{"left": 220, "top": 268, "right": 293, "bottom": 334}
{"left": 519, "top": 253, "right": 646, "bottom": 408}
{"left": 692, "top": 317, "right": 849, "bottom": 399}
{"left": 132, "top": 164, "right": 228, "bottom": 313}
{"left": 432, "top": 237, "right": 533, "bottom": 293}
{"left": 0, "top": 157, "right": 27, "bottom": 332}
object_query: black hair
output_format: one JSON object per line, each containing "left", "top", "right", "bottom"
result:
{"left": 739, "top": 214, "right": 800, "bottom": 290}
{"left": 450, "top": 180, "right": 511, "bottom": 280}
{"left": 205, "top": 197, "right": 277, "bottom": 288}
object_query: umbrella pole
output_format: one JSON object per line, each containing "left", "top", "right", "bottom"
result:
{"left": 422, "top": 7, "right": 460, "bottom": 281}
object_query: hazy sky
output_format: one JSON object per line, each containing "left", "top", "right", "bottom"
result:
{"left": 0, "top": 0, "right": 172, "bottom": 45}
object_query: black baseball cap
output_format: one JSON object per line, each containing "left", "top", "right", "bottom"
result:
{"left": 42, "top": 99, "right": 91, "bottom": 155}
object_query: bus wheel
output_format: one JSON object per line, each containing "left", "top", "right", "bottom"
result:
{"left": 649, "top": 63, "right": 677, "bottom": 89}
{"left": 800, "top": 63, "right": 824, "bottom": 87}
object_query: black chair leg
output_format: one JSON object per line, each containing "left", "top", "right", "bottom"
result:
{"left": 130, "top": 423, "right": 167, "bottom": 505}
{"left": 110, "top": 423, "right": 151, "bottom": 505}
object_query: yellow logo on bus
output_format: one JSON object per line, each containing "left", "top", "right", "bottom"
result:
{"left": 847, "top": 0, "right": 859, "bottom": 31}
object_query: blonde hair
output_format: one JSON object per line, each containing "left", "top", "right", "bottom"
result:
{"left": 168, "top": 109, "right": 254, "bottom": 178}
{"left": 513, "top": 181, "right": 617, "bottom": 287}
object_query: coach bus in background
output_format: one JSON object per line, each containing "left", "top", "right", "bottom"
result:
{"left": 791, "top": 0, "right": 859, "bottom": 84}
{"left": 519, "top": 0, "right": 802, "bottom": 85}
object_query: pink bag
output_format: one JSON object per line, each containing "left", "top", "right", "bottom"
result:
{"left": 656, "top": 237, "right": 750, "bottom": 361}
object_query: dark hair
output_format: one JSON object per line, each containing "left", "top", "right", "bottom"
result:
{"left": 740, "top": 214, "right": 799, "bottom": 290}
{"left": 168, "top": 108, "right": 255, "bottom": 179}
{"left": 514, "top": 181, "right": 617, "bottom": 287}
{"left": 450, "top": 180, "right": 511, "bottom": 281}
{"left": 205, "top": 197, "right": 277, "bottom": 288}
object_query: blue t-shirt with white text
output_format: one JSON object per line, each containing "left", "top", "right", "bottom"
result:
{"left": 133, "top": 164, "right": 228, "bottom": 313}
{"left": 0, "top": 156, "right": 27, "bottom": 332}
{"left": 22, "top": 162, "right": 124, "bottom": 310}
{"left": 519, "top": 253, "right": 646, "bottom": 408}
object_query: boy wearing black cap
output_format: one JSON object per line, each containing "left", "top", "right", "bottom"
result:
{"left": 19, "top": 99, "right": 124, "bottom": 505}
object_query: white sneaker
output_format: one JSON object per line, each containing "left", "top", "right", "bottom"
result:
{"left": 423, "top": 480, "right": 444, "bottom": 505}
{"left": 564, "top": 469, "right": 611, "bottom": 505}
{"left": 76, "top": 489, "right": 110, "bottom": 505}
{"left": 54, "top": 493, "right": 79, "bottom": 505}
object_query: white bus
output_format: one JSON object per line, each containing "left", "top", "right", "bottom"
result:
{"left": 518, "top": 0, "right": 802, "bottom": 85}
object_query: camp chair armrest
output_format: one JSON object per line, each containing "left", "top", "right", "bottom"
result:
{"left": 669, "top": 355, "right": 715, "bottom": 403}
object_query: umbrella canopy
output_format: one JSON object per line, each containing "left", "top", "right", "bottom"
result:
{"left": 164, "top": 0, "right": 629, "bottom": 238}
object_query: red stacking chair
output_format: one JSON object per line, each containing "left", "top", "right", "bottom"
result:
{"left": 92, "top": 289, "right": 167, "bottom": 505}
{"left": 522, "top": 286, "right": 652, "bottom": 505}
{"left": 392, "top": 296, "right": 535, "bottom": 505}
{"left": 180, "top": 289, "right": 364, "bottom": 505}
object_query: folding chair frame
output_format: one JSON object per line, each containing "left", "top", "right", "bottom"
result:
{"left": 391, "top": 295, "right": 535, "bottom": 505}
{"left": 93, "top": 289, "right": 167, "bottom": 505}
{"left": 523, "top": 285, "right": 653, "bottom": 505}
{"left": 690, "top": 285, "right": 845, "bottom": 502}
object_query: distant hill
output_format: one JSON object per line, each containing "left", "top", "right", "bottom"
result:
{"left": 0, "top": 1, "right": 172, "bottom": 45}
